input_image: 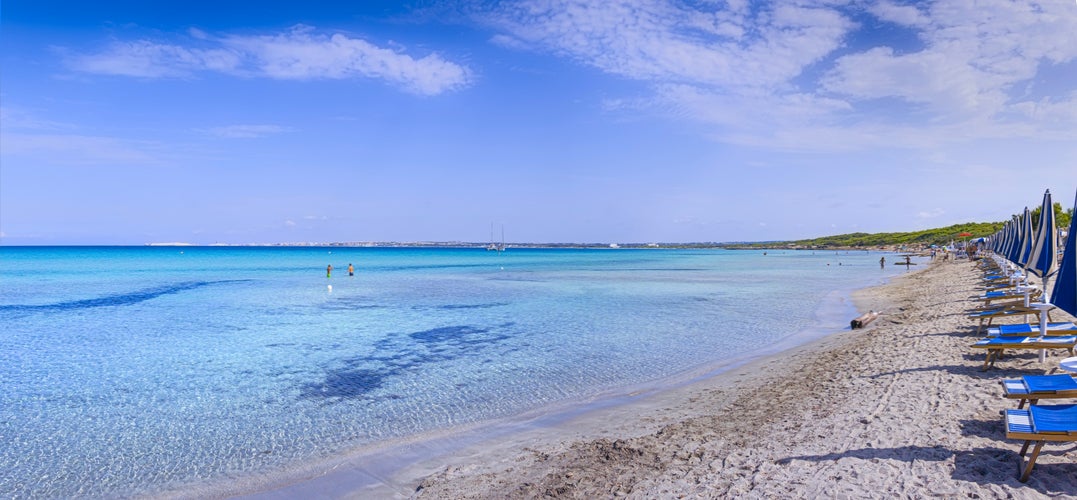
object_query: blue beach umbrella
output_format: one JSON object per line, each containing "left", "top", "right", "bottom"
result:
{"left": 994, "top": 223, "right": 1004, "bottom": 254}
{"left": 1005, "top": 213, "right": 1024, "bottom": 266}
{"left": 1026, "top": 190, "right": 1057, "bottom": 281}
{"left": 1050, "top": 189, "right": 1077, "bottom": 318}
{"left": 1017, "top": 207, "right": 1034, "bottom": 268}
{"left": 1000, "top": 220, "right": 1015, "bottom": 257}
{"left": 996, "top": 220, "right": 1008, "bottom": 259}
{"left": 992, "top": 220, "right": 1010, "bottom": 267}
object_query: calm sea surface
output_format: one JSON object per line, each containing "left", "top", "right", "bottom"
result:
{"left": 0, "top": 246, "right": 911, "bottom": 497}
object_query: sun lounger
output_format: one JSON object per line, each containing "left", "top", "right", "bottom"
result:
{"left": 987, "top": 322, "right": 1077, "bottom": 337}
{"left": 970, "top": 335, "right": 1077, "bottom": 370}
{"left": 969, "top": 299, "right": 1032, "bottom": 312}
{"left": 968, "top": 305, "right": 1047, "bottom": 334}
{"left": 981, "top": 282, "right": 1018, "bottom": 291}
{"left": 973, "top": 289, "right": 1042, "bottom": 305}
{"left": 1001, "top": 374, "right": 1077, "bottom": 408}
{"left": 1004, "top": 404, "right": 1077, "bottom": 482}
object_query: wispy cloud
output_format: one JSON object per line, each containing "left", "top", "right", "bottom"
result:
{"left": 68, "top": 39, "right": 239, "bottom": 78}
{"left": 201, "top": 124, "right": 292, "bottom": 139}
{"left": 1, "top": 107, "right": 170, "bottom": 166}
{"left": 0, "top": 106, "right": 77, "bottom": 131}
{"left": 0, "top": 132, "right": 161, "bottom": 165}
{"left": 66, "top": 25, "right": 472, "bottom": 95}
{"left": 480, "top": 0, "right": 1077, "bottom": 149}
{"left": 483, "top": 0, "right": 851, "bottom": 89}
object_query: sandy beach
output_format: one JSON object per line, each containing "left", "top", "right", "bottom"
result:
{"left": 241, "top": 258, "right": 1077, "bottom": 499}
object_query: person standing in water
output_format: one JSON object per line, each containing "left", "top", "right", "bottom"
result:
{"left": 327, "top": 264, "right": 333, "bottom": 278}
{"left": 879, "top": 256, "right": 885, "bottom": 269}
{"left": 348, "top": 263, "right": 354, "bottom": 276}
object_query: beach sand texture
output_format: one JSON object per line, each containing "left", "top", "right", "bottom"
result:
{"left": 404, "top": 260, "right": 1077, "bottom": 499}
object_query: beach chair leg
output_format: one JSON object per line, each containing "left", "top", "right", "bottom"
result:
{"left": 1018, "top": 440, "right": 1045, "bottom": 483}
{"left": 982, "top": 350, "right": 998, "bottom": 371}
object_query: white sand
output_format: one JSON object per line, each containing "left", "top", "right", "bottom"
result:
{"left": 244, "top": 259, "right": 1077, "bottom": 499}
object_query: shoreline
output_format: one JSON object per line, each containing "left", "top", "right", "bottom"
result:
{"left": 180, "top": 258, "right": 1076, "bottom": 498}
{"left": 202, "top": 262, "right": 913, "bottom": 498}
{"left": 404, "top": 259, "right": 1077, "bottom": 498}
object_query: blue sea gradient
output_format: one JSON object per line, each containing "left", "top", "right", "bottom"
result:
{"left": 0, "top": 246, "right": 912, "bottom": 497}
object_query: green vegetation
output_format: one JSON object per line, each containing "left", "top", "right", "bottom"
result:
{"left": 1031, "top": 201, "right": 1073, "bottom": 230}
{"left": 732, "top": 202, "right": 1073, "bottom": 250}
{"left": 732, "top": 202, "right": 1068, "bottom": 250}
{"left": 784, "top": 222, "right": 1005, "bottom": 248}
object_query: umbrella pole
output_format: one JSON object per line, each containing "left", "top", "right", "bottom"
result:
{"left": 1039, "top": 277, "right": 1050, "bottom": 364}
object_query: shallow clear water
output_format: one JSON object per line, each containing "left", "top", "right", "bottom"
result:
{"left": 0, "top": 246, "right": 908, "bottom": 497}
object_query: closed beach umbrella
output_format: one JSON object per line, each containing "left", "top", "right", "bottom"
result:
{"left": 1008, "top": 216, "right": 1022, "bottom": 263}
{"left": 1019, "top": 207, "right": 1035, "bottom": 267}
{"left": 996, "top": 222, "right": 1007, "bottom": 258}
{"left": 999, "top": 219, "right": 1014, "bottom": 257}
{"left": 1051, "top": 189, "right": 1077, "bottom": 318}
{"left": 1005, "top": 213, "right": 1023, "bottom": 266}
{"left": 1013, "top": 208, "right": 1034, "bottom": 267}
{"left": 996, "top": 221, "right": 1011, "bottom": 254}
{"left": 1026, "top": 189, "right": 1057, "bottom": 280}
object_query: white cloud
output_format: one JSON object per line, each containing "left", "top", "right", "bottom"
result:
{"left": 917, "top": 208, "right": 945, "bottom": 219}
{"left": 202, "top": 124, "right": 292, "bottom": 139}
{"left": 822, "top": 0, "right": 1077, "bottom": 128}
{"left": 482, "top": 0, "right": 1077, "bottom": 149}
{"left": 69, "top": 40, "right": 239, "bottom": 78}
{"left": 869, "top": 1, "right": 929, "bottom": 27}
{"left": 0, "top": 132, "right": 160, "bottom": 165}
{"left": 67, "top": 25, "right": 472, "bottom": 95}
{"left": 483, "top": 0, "right": 851, "bottom": 90}
{"left": 0, "top": 107, "right": 77, "bottom": 131}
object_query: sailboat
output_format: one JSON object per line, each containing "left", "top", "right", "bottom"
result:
{"left": 486, "top": 223, "right": 505, "bottom": 252}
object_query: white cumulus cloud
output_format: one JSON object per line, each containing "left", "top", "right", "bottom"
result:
{"left": 481, "top": 0, "right": 1077, "bottom": 149}
{"left": 66, "top": 25, "right": 472, "bottom": 95}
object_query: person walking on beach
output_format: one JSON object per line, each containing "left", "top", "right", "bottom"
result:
{"left": 348, "top": 263, "right": 354, "bottom": 276}
{"left": 327, "top": 264, "right": 333, "bottom": 278}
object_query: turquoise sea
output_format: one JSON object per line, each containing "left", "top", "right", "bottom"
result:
{"left": 0, "top": 246, "right": 912, "bottom": 498}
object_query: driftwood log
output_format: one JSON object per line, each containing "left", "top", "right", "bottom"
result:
{"left": 850, "top": 310, "right": 880, "bottom": 329}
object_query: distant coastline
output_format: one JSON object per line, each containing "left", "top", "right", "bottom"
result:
{"left": 136, "top": 241, "right": 902, "bottom": 251}
{"left": 0, "top": 241, "right": 913, "bottom": 252}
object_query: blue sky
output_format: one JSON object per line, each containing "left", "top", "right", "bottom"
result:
{"left": 2, "top": 0, "right": 1075, "bottom": 245}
